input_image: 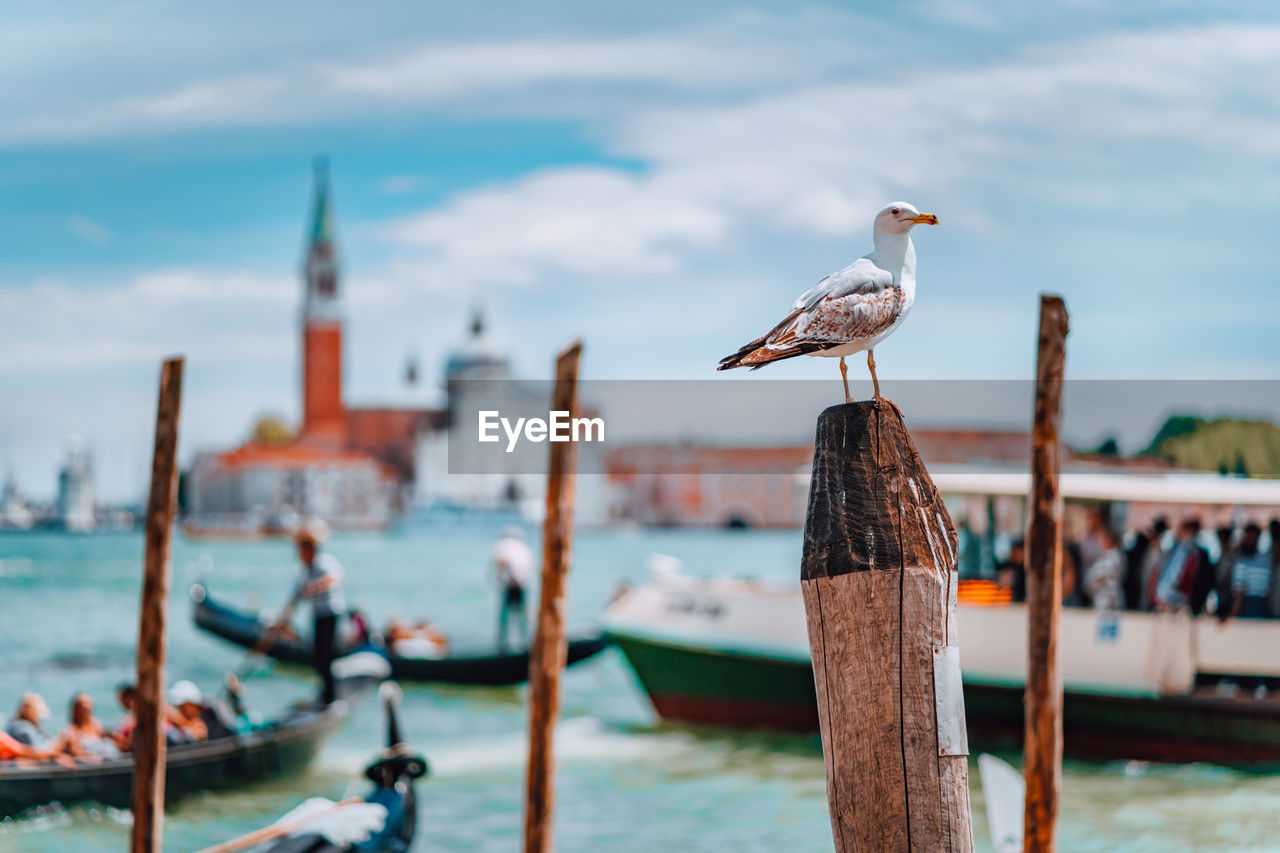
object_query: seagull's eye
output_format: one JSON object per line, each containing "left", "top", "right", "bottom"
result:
{"left": 890, "top": 208, "right": 900, "bottom": 216}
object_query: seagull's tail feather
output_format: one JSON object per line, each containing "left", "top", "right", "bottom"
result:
{"left": 718, "top": 308, "right": 822, "bottom": 371}
{"left": 718, "top": 341, "right": 815, "bottom": 371}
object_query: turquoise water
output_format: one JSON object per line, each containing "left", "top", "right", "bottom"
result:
{"left": 1, "top": 529, "right": 1279, "bottom": 851}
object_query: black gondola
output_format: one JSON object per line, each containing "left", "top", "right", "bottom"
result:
{"left": 216, "top": 683, "right": 427, "bottom": 853}
{"left": 192, "top": 583, "right": 608, "bottom": 686}
{"left": 0, "top": 681, "right": 370, "bottom": 819}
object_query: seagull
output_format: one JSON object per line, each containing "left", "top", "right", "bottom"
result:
{"left": 717, "top": 202, "right": 938, "bottom": 405}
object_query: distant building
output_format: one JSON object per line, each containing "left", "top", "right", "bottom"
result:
{"left": 185, "top": 159, "right": 606, "bottom": 534}
{"left": 1, "top": 468, "right": 34, "bottom": 531}
{"left": 605, "top": 429, "right": 1103, "bottom": 531}
{"left": 187, "top": 160, "right": 403, "bottom": 533}
{"left": 410, "top": 311, "right": 610, "bottom": 525}
{"left": 56, "top": 439, "right": 95, "bottom": 532}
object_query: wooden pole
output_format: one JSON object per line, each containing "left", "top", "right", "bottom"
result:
{"left": 801, "top": 400, "right": 973, "bottom": 852}
{"left": 522, "top": 340, "right": 584, "bottom": 853}
{"left": 131, "top": 356, "right": 184, "bottom": 853}
{"left": 1024, "top": 295, "right": 1068, "bottom": 853}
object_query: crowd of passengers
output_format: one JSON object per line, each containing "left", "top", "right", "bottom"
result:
{"left": 990, "top": 513, "right": 1280, "bottom": 621}
{"left": 0, "top": 678, "right": 252, "bottom": 766}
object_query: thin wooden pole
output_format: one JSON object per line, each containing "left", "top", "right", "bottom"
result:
{"left": 1024, "top": 295, "right": 1068, "bottom": 853}
{"left": 801, "top": 400, "right": 973, "bottom": 852}
{"left": 131, "top": 356, "right": 184, "bottom": 853}
{"left": 522, "top": 340, "right": 584, "bottom": 853}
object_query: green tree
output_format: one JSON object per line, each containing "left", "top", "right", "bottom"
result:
{"left": 1145, "top": 415, "right": 1280, "bottom": 478}
{"left": 250, "top": 414, "right": 295, "bottom": 446}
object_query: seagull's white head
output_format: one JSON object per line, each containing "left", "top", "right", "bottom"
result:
{"left": 874, "top": 202, "right": 939, "bottom": 236}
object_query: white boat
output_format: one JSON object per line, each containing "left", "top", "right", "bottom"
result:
{"left": 605, "top": 468, "right": 1280, "bottom": 764}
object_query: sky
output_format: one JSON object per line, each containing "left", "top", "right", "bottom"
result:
{"left": 3, "top": 0, "right": 1280, "bottom": 501}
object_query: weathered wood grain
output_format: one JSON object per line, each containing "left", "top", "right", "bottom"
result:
{"left": 1024, "top": 296, "right": 1069, "bottom": 853}
{"left": 802, "top": 399, "right": 972, "bottom": 852}
{"left": 523, "top": 340, "right": 583, "bottom": 853}
{"left": 131, "top": 356, "right": 183, "bottom": 853}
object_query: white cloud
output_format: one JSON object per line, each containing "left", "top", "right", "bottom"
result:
{"left": 381, "top": 167, "right": 726, "bottom": 283}
{"left": 0, "top": 270, "right": 294, "bottom": 374}
{"left": 370, "top": 22, "right": 1280, "bottom": 290}
{"left": 0, "top": 7, "right": 914, "bottom": 145}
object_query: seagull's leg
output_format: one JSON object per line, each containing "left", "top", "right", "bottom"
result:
{"left": 867, "top": 350, "right": 903, "bottom": 417}
{"left": 839, "top": 357, "right": 851, "bottom": 403}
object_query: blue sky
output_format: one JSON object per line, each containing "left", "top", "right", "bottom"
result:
{"left": 3, "top": 1, "right": 1280, "bottom": 500}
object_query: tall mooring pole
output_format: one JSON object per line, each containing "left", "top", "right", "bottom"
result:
{"left": 523, "top": 340, "right": 584, "bottom": 853}
{"left": 1024, "top": 295, "right": 1068, "bottom": 853}
{"left": 131, "top": 356, "right": 184, "bottom": 853}
{"left": 802, "top": 399, "right": 973, "bottom": 851}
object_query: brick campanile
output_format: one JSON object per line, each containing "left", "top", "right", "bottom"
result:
{"left": 301, "top": 157, "right": 345, "bottom": 439}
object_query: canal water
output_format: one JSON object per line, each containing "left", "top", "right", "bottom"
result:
{"left": 1, "top": 528, "right": 1278, "bottom": 851}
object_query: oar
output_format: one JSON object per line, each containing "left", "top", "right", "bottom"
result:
{"left": 231, "top": 606, "right": 294, "bottom": 684}
{"left": 195, "top": 797, "right": 365, "bottom": 853}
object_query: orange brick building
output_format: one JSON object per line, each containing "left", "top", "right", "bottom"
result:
{"left": 186, "top": 160, "right": 441, "bottom": 533}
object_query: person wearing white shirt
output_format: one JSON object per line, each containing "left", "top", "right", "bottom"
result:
{"left": 1084, "top": 527, "right": 1125, "bottom": 612}
{"left": 493, "top": 527, "right": 534, "bottom": 650}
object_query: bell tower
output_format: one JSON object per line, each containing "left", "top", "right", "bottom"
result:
{"left": 301, "top": 157, "right": 345, "bottom": 439}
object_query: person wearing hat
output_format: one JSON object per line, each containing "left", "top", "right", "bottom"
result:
{"left": 280, "top": 522, "right": 346, "bottom": 704}
{"left": 166, "top": 681, "right": 209, "bottom": 742}
{"left": 493, "top": 526, "right": 534, "bottom": 651}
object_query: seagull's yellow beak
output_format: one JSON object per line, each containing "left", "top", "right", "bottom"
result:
{"left": 909, "top": 212, "right": 939, "bottom": 225}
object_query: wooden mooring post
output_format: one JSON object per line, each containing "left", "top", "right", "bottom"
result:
{"left": 131, "top": 356, "right": 184, "bottom": 853}
{"left": 523, "top": 340, "right": 584, "bottom": 853}
{"left": 801, "top": 399, "right": 973, "bottom": 852}
{"left": 1024, "top": 295, "right": 1068, "bottom": 853}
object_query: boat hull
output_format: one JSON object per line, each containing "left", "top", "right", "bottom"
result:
{"left": 608, "top": 632, "right": 818, "bottom": 731}
{"left": 608, "top": 627, "right": 1280, "bottom": 765}
{"left": 0, "top": 698, "right": 350, "bottom": 817}
{"left": 193, "top": 586, "right": 607, "bottom": 686}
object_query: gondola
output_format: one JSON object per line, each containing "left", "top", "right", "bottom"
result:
{"left": 204, "top": 683, "right": 426, "bottom": 853}
{"left": 192, "top": 583, "right": 608, "bottom": 686}
{"left": 0, "top": 679, "right": 372, "bottom": 819}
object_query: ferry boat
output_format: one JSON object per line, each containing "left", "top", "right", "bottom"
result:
{"left": 605, "top": 469, "right": 1280, "bottom": 765}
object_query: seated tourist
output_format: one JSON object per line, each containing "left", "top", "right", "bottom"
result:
{"left": 52, "top": 693, "right": 119, "bottom": 761}
{"left": 386, "top": 616, "right": 450, "bottom": 659}
{"left": 7, "top": 692, "right": 54, "bottom": 748}
{"left": 346, "top": 607, "right": 378, "bottom": 648}
{"left": 112, "top": 683, "right": 143, "bottom": 751}
{"left": 167, "top": 681, "right": 209, "bottom": 742}
{"left": 0, "top": 728, "right": 70, "bottom": 766}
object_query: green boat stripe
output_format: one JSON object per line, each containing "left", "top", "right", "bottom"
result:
{"left": 607, "top": 625, "right": 1165, "bottom": 699}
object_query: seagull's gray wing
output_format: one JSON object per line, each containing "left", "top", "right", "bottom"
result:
{"left": 792, "top": 257, "right": 894, "bottom": 312}
{"left": 720, "top": 257, "right": 902, "bottom": 371}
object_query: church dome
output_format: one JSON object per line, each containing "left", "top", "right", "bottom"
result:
{"left": 444, "top": 309, "right": 510, "bottom": 382}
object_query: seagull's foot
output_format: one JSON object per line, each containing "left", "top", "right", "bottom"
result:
{"left": 839, "top": 357, "right": 851, "bottom": 404}
{"left": 873, "top": 393, "right": 904, "bottom": 419}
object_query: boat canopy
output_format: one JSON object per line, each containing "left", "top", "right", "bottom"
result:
{"left": 929, "top": 465, "right": 1280, "bottom": 506}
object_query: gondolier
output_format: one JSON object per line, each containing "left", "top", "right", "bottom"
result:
{"left": 493, "top": 526, "right": 533, "bottom": 651}
{"left": 281, "top": 523, "right": 346, "bottom": 705}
